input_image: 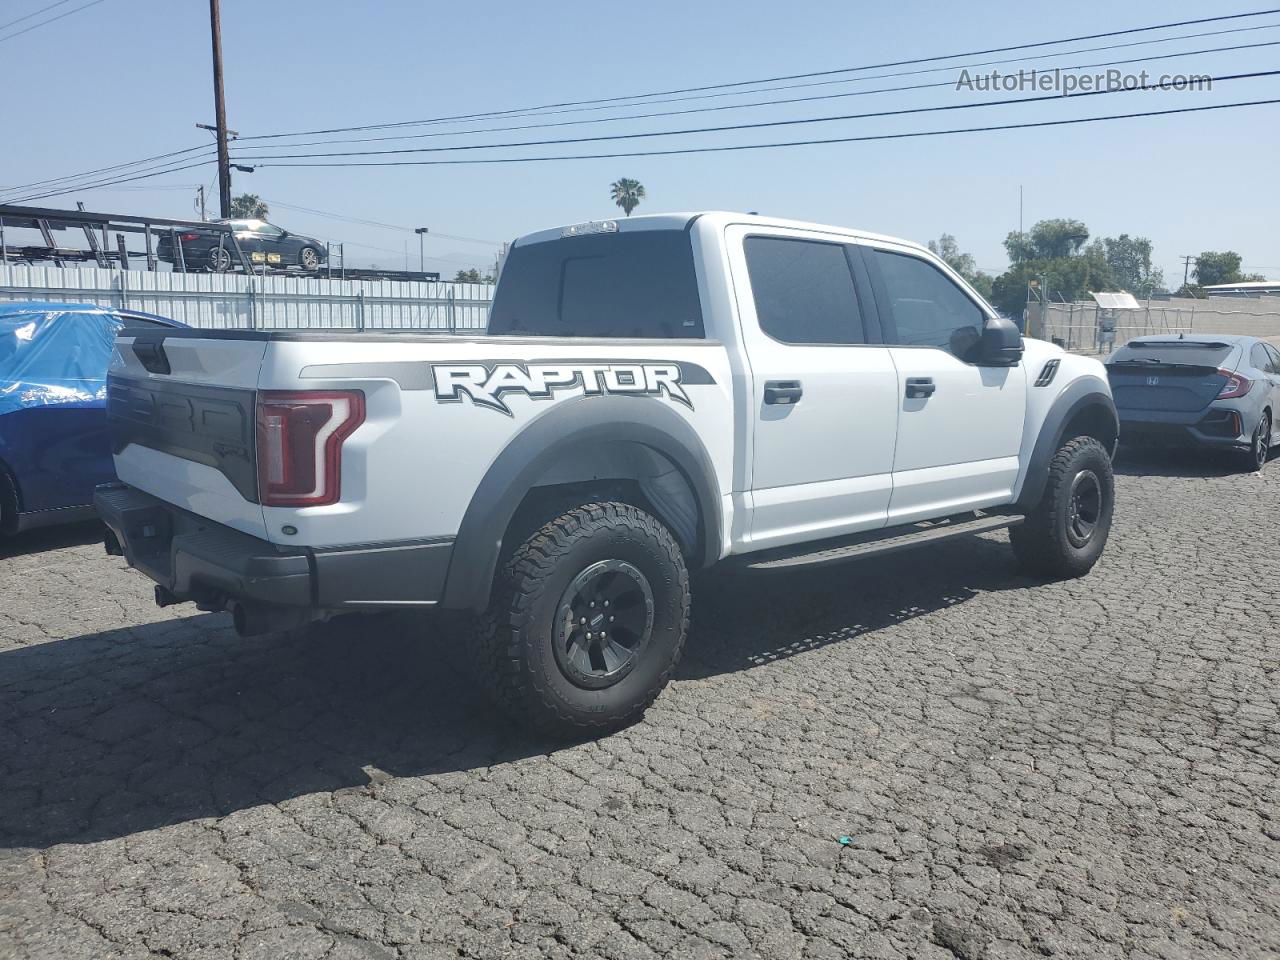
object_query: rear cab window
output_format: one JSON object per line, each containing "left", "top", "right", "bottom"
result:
{"left": 488, "top": 228, "right": 704, "bottom": 338}
{"left": 742, "top": 236, "right": 867, "bottom": 344}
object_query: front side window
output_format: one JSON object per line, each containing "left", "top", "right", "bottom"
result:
{"left": 874, "top": 250, "right": 985, "bottom": 358}
{"left": 488, "top": 229, "right": 703, "bottom": 338}
{"left": 743, "top": 236, "right": 865, "bottom": 344}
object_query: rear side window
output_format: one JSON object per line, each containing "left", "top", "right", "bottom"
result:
{"left": 488, "top": 229, "right": 703, "bottom": 338}
{"left": 743, "top": 236, "right": 865, "bottom": 344}
{"left": 1266, "top": 344, "right": 1280, "bottom": 373}
{"left": 1251, "top": 343, "right": 1272, "bottom": 372}
{"left": 874, "top": 250, "right": 984, "bottom": 358}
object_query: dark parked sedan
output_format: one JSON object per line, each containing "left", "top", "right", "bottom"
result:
{"left": 1106, "top": 333, "right": 1280, "bottom": 472}
{"left": 157, "top": 219, "right": 327, "bottom": 273}
{"left": 0, "top": 301, "right": 186, "bottom": 535}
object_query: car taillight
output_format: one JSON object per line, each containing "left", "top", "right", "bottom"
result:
{"left": 256, "top": 390, "right": 364, "bottom": 507}
{"left": 1217, "top": 369, "right": 1253, "bottom": 399}
{"left": 179, "top": 232, "right": 199, "bottom": 241}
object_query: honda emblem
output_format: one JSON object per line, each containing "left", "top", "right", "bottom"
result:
{"left": 1146, "top": 375, "right": 1160, "bottom": 386}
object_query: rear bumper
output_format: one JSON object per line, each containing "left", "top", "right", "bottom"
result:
{"left": 1118, "top": 407, "right": 1247, "bottom": 448}
{"left": 94, "top": 483, "right": 453, "bottom": 611}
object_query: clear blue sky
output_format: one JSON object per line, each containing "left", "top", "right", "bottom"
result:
{"left": 2, "top": 0, "right": 1278, "bottom": 282}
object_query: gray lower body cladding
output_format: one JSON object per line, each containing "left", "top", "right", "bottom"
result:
{"left": 1117, "top": 403, "right": 1257, "bottom": 449}
{"left": 94, "top": 483, "right": 453, "bottom": 611}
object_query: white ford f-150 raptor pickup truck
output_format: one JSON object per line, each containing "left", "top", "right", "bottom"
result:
{"left": 97, "top": 212, "right": 1118, "bottom": 734}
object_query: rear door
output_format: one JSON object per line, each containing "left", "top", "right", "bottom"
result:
{"left": 862, "top": 245, "right": 1026, "bottom": 524}
{"left": 726, "top": 225, "right": 899, "bottom": 551}
{"left": 108, "top": 330, "right": 269, "bottom": 537}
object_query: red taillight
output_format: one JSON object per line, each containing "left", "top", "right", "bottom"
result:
{"left": 1216, "top": 369, "right": 1253, "bottom": 399}
{"left": 179, "top": 232, "right": 199, "bottom": 241}
{"left": 256, "top": 390, "right": 364, "bottom": 507}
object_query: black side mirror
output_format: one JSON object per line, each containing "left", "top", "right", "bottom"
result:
{"left": 976, "top": 315, "right": 1023, "bottom": 366}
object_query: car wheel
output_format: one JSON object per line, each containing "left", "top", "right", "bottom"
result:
{"left": 1243, "top": 410, "right": 1271, "bottom": 473}
{"left": 299, "top": 246, "right": 320, "bottom": 271}
{"left": 475, "top": 501, "right": 690, "bottom": 736}
{"left": 207, "top": 247, "right": 233, "bottom": 272}
{"left": 1010, "top": 435, "right": 1115, "bottom": 579}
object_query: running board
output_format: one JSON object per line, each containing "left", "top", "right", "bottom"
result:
{"left": 740, "top": 513, "right": 1023, "bottom": 571}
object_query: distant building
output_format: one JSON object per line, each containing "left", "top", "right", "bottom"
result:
{"left": 1202, "top": 281, "right": 1280, "bottom": 298}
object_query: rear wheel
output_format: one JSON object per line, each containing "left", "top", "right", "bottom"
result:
{"left": 475, "top": 501, "right": 690, "bottom": 735}
{"left": 1011, "top": 436, "right": 1114, "bottom": 579}
{"left": 207, "top": 246, "right": 232, "bottom": 272}
{"left": 1242, "top": 411, "right": 1271, "bottom": 473}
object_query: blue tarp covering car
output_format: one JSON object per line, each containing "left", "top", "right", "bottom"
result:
{"left": 0, "top": 301, "right": 185, "bottom": 534}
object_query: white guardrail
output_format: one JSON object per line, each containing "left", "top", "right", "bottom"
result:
{"left": 0, "top": 264, "right": 494, "bottom": 332}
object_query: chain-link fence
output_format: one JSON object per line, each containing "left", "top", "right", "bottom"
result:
{"left": 1036, "top": 300, "right": 1280, "bottom": 355}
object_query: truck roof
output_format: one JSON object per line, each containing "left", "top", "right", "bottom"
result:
{"left": 513, "top": 211, "right": 931, "bottom": 254}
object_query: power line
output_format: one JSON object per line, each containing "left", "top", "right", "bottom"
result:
{"left": 0, "top": 0, "right": 105, "bottom": 44}
{"left": 0, "top": 144, "right": 212, "bottom": 197}
{"left": 237, "top": 31, "right": 1280, "bottom": 152}
{"left": 234, "top": 69, "right": 1280, "bottom": 161}
{"left": 244, "top": 97, "right": 1280, "bottom": 168}
{"left": 242, "top": 21, "right": 1280, "bottom": 150}
{"left": 8, "top": 158, "right": 217, "bottom": 204}
{"left": 235, "top": 7, "right": 1280, "bottom": 140}
{"left": 0, "top": 0, "right": 78, "bottom": 32}
{"left": 2, "top": 152, "right": 217, "bottom": 203}
{"left": 262, "top": 199, "right": 500, "bottom": 246}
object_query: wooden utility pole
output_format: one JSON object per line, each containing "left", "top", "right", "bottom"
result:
{"left": 209, "top": 0, "right": 232, "bottom": 218}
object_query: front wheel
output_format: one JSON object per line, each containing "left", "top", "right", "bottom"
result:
{"left": 476, "top": 501, "right": 690, "bottom": 736}
{"left": 299, "top": 246, "right": 320, "bottom": 271}
{"left": 1010, "top": 436, "right": 1115, "bottom": 579}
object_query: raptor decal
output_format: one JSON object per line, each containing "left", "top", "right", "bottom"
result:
{"left": 432, "top": 360, "right": 708, "bottom": 416}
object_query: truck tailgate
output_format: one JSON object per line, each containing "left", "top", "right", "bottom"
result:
{"left": 108, "top": 331, "right": 268, "bottom": 538}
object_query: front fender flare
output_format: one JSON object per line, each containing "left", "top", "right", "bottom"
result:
{"left": 1015, "top": 374, "right": 1117, "bottom": 510}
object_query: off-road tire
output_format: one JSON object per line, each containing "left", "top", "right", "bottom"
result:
{"left": 1010, "top": 436, "right": 1114, "bottom": 579}
{"left": 1242, "top": 411, "right": 1271, "bottom": 473}
{"left": 476, "top": 501, "right": 690, "bottom": 736}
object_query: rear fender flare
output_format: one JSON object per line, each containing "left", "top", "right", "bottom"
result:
{"left": 441, "top": 395, "right": 722, "bottom": 611}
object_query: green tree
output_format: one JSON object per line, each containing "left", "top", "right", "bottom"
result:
{"left": 609, "top": 178, "right": 646, "bottom": 217}
{"left": 453, "top": 267, "right": 494, "bottom": 283}
{"left": 1004, "top": 218, "right": 1090, "bottom": 261}
{"left": 1191, "top": 251, "right": 1265, "bottom": 287}
{"left": 928, "top": 233, "right": 993, "bottom": 298}
{"left": 229, "top": 193, "right": 268, "bottom": 218}
{"left": 1101, "top": 234, "right": 1165, "bottom": 299}
{"left": 988, "top": 220, "right": 1118, "bottom": 315}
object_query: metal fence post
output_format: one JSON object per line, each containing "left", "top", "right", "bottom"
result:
{"left": 247, "top": 274, "right": 257, "bottom": 330}
{"left": 357, "top": 289, "right": 365, "bottom": 331}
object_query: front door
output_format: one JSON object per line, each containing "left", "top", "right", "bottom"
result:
{"left": 726, "top": 225, "right": 899, "bottom": 551}
{"left": 863, "top": 245, "right": 1027, "bottom": 524}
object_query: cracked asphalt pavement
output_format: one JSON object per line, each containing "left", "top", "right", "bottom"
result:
{"left": 2, "top": 450, "right": 1278, "bottom": 959}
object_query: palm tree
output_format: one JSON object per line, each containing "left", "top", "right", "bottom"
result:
{"left": 609, "top": 178, "right": 645, "bottom": 217}
{"left": 229, "top": 193, "right": 269, "bottom": 218}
